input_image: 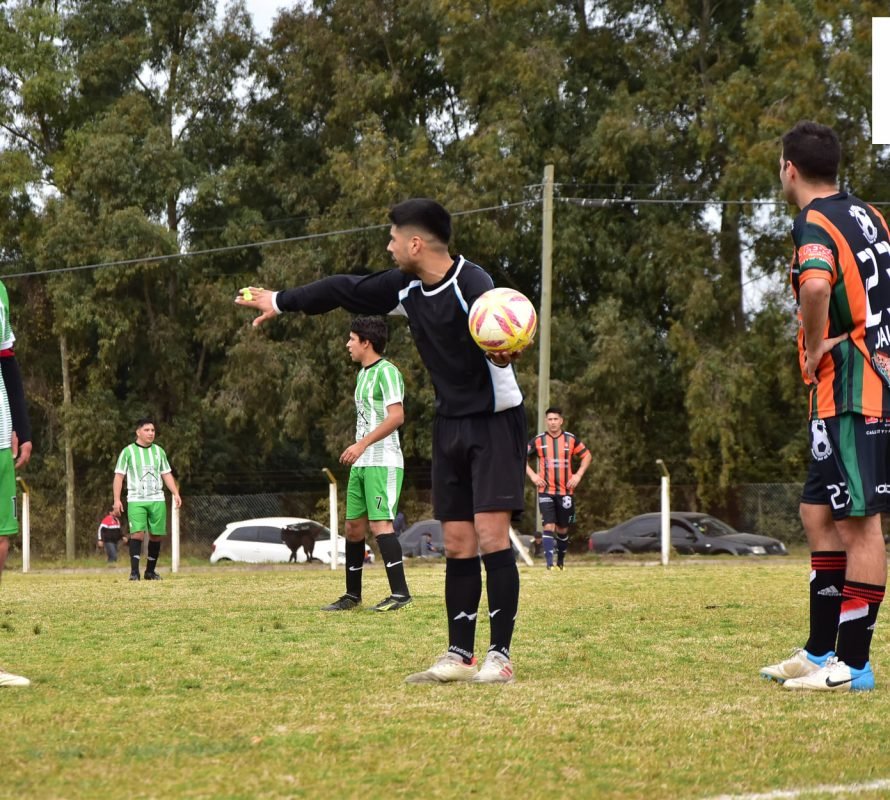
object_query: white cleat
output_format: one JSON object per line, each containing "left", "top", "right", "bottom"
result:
{"left": 404, "top": 652, "right": 478, "bottom": 684}
{"left": 760, "top": 648, "right": 832, "bottom": 684}
{"left": 472, "top": 651, "right": 514, "bottom": 683}
{"left": 783, "top": 657, "right": 874, "bottom": 692}
{"left": 0, "top": 669, "right": 30, "bottom": 687}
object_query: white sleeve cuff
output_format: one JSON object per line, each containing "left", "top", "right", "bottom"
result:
{"left": 272, "top": 292, "right": 283, "bottom": 314}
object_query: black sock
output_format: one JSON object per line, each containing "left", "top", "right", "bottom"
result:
{"left": 445, "top": 556, "right": 482, "bottom": 664}
{"left": 129, "top": 538, "right": 142, "bottom": 574}
{"left": 556, "top": 534, "right": 569, "bottom": 567}
{"left": 804, "top": 551, "right": 845, "bottom": 656}
{"left": 376, "top": 533, "right": 410, "bottom": 597}
{"left": 482, "top": 548, "right": 519, "bottom": 658}
{"left": 345, "top": 540, "right": 365, "bottom": 599}
{"left": 836, "top": 580, "right": 884, "bottom": 669}
{"left": 146, "top": 540, "right": 161, "bottom": 575}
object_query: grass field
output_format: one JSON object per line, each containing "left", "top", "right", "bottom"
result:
{"left": 2, "top": 556, "right": 890, "bottom": 800}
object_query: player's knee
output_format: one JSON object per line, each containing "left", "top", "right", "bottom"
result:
{"left": 344, "top": 519, "right": 368, "bottom": 541}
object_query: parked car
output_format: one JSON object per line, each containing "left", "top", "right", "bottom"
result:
{"left": 399, "top": 519, "right": 445, "bottom": 557}
{"left": 398, "top": 518, "right": 534, "bottom": 558}
{"left": 210, "top": 516, "right": 373, "bottom": 565}
{"left": 588, "top": 512, "right": 788, "bottom": 556}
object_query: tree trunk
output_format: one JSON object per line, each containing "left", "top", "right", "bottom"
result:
{"left": 59, "top": 333, "right": 75, "bottom": 559}
{"left": 719, "top": 204, "right": 745, "bottom": 332}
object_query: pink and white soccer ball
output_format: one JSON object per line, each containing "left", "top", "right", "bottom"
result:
{"left": 468, "top": 288, "right": 538, "bottom": 354}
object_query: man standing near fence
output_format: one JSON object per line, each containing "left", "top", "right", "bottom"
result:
{"left": 113, "top": 418, "right": 182, "bottom": 581}
{"left": 526, "top": 407, "right": 591, "bottom": 571}
{"left": 760, "top": 121, "right": 890, "bottom": 692}
{"left": 0, "top": 280, "right": 33, "bottom": 687}
{"left": 321, "top": 316, "right": 412, "bottom": 612}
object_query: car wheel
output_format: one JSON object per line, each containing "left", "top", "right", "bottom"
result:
{"left": 606, "top": 546, "right": 630, "bottom": 554}
{"left": 712, "top": 550, "right": 733, "bottom": 556}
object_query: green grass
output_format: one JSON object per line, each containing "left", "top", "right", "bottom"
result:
{"left": 2, "top": 557, "right": 890, "bottom": 799}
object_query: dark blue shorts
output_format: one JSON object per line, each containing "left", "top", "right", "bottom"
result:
{"left": 538, "top": 493, "right": 575, "bottom": 528}
{"left": 800, "top": 414, "right": 890, "bottom": 518}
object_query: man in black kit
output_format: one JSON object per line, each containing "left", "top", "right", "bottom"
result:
{"left": 237, "top": 199, "right": 526, "bottom": 684}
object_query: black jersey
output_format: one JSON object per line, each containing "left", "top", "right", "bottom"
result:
{"left": 274, "top": 256, "right": 525, "bottom": 417}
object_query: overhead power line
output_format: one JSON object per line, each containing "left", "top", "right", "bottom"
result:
{"left": 562, "top": 197, "right": 784, "bottom": 207}
{"left": 1, "top": 199, "right": 538, "bottom": 280}
{"left": 3, "top": 193, "right": 886, "bottom": 279}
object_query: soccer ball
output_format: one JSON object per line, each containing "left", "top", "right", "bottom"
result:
{"left": 468, "top": 288, "right": 538, "bottom": 354}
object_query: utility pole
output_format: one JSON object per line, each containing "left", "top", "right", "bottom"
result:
{"left": 535, "top": 164, "right": 554, "bottom": 534}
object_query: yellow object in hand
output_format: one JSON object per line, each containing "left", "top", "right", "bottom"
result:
{"left": 240, "top": 287, "right": 254, "bottom": 301}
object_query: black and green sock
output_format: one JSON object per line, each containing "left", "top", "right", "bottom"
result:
{"left": 376, "top": 533, "right": 410, "bottom": 597}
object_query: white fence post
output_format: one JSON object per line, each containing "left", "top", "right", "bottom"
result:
{"left": 323, "top": 468, "right": 338, "bottom": 570}
{"left": 656, "top": 459, "right": 670, "bottom": 566}
{"left": 171, "top": 500, "right": 180, "bottom": 574}
{"left": 509, "top": 527, "right": 534, "bottom": 566}
{"left": 17, "top": 477, "right": 29, "bottom": 574}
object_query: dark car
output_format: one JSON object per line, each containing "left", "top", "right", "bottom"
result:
{"left": 588, "top": 512, "right": 788, "bottom": 556}
{"left": 399, "top": 519, "right": 445, "bottom": 558}
{"left": 398, "top": 519, "right": 534, "bottom": 558}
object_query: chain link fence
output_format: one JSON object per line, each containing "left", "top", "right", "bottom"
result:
{"left": 735, "top": 483, "right": 806, "bottom": 544}
{"left": 12, "top": 481, "right": 817, "bottom": 560}
{"left": 175, "top": 482, "right": 811, "bottom": 560}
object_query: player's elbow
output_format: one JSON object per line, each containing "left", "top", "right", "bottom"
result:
{"left": 800, "top": 278, "right": 831, "bottom": 305}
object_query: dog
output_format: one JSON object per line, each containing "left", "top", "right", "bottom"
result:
{"left": 281, "top": 523, "right": 317, "bottom": 563}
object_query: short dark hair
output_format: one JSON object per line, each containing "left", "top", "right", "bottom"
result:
{"left": 388, "top": 198, "right": 451, "bottom": 245}
{"left": 545, "top": 406, "right": 563, "bottom": 416}
{"left": 135, "top": 417, "right": 155, "bottom": 429}
{"left": 781, "top": 121, "right": 840, "bottom": 184}
{"left": 350, "top": 316, "right": 388, "bottom": 355}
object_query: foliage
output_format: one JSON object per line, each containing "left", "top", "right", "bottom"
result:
{"left": 1, "top": 0, "right": 887, "bottom": 550}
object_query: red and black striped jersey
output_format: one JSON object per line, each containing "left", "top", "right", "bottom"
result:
{"left": 527, "top": 432, "right": 589, "bottom": 495}
{"left": 789, "top": 192, "right": 890, "bottom": 419}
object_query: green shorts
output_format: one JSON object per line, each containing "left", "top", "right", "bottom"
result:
{"left": 0, "top": 449, "right": 17, "bottom": 536}
{"left": 127, "top": 501, "right": 167, "bottom": 535}
{"left": 346, "top": 466, "right": 403, "bottom": 522}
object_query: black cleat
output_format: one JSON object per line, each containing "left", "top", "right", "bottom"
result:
{"left": 143, "top": 571, "right": 162, "bottom": 581}
{"left": 372, "top": 595, "right": 413, "bottom": 612}
{"left": 129, "top": 572, "right": 140, "bottom": 581}
{"left": 321, "top": 594, "right": 360, "bottom": 611}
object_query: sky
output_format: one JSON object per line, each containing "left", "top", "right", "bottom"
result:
{"left": 240, "top": 0, "right": 287, "bottom": 35}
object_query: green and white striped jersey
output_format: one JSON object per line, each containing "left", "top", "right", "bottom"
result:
{"left": 354, "top": 358, "right": 404, "bottom": 468}
{"left": 0, "top": 282, "right": 15, "bottom": 450}
{"left": 114, "top": 443, "right": 172, "bottom": 502}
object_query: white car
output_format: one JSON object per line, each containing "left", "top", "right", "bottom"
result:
{"left": 209, "top": 516, "right": 373, "bottom": 565}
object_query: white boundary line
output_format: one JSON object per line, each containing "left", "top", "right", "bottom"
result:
{"left": 704, "top": 779, "right": 890, "bottom": 800}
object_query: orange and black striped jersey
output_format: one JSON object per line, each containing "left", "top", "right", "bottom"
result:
{"left": 790, "top": 192, "right": 890, "bottom": 419}
{"left": 527, "top": 431, "right": 589, "bottom": 495}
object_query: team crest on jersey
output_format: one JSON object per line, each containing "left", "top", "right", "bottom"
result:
{"left": 798, "top": 243, "right": 835, "bottom": 270}
{"left": 811, "top": 419, "right": 832, "bottom": 461}
{"left": 139, "top": 468, "right": 162, "bottom": 495}
{"left": 849, "top": 205, "right": 878, "bottom": 244}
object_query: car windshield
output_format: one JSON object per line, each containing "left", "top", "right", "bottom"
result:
{"left": 690, "top": 517, "right": 737, "bottom": 537}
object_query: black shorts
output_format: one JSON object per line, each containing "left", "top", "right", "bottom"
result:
{"left": 432, "top": 404, "right": 527, "bottom": 521}
{"left": 538, "top": 493, "right": 575, "bottom": 528}
{"left": 799, "top": 414, "right": 890, "bottom": 518}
